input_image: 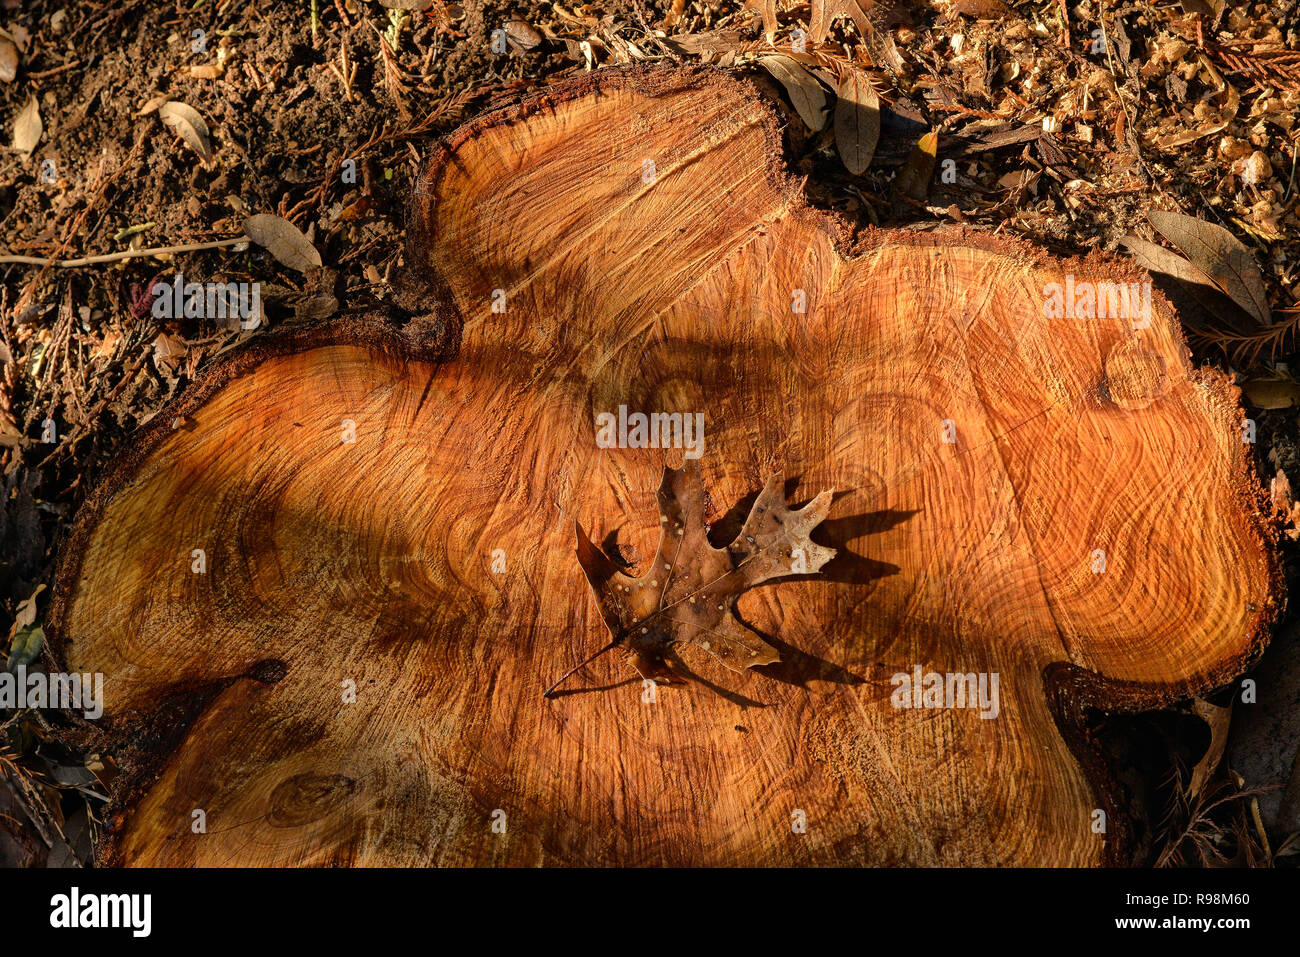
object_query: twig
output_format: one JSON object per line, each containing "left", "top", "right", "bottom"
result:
{"left": 36, "top": 347, "right": 152, "bottom": 469}
{"left": 0, "top": 237, "right": 250, "bottom": 268}
{"left": 26, "top": 60, "right": 82, "bottom": 81}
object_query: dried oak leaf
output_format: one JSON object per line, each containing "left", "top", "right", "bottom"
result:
{"left": 563, "top": 460, "right": 834, "bottom": 692}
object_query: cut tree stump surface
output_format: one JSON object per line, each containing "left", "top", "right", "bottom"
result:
{"left": 48, "top": 66, "right": 1281, "bottom": 866}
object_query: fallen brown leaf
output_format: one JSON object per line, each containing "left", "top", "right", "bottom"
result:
{"left": 158, "top": 100, "right": 214, "bottom": 165}
{"left": 135, "top": 94, "right": 168, "bottom": 117}
{"left": 1147, "top": 210, "right": 1271, "bottom": 327}
{"left": 835, "top": 68, "right": 881, "bottom": 175}
{"left": 151, "top": 332, "right": 189, "bottom": 378}
{"left": 11, "top": 96, "right": 41, "bottom": 160}
{"left": 759, "top": 56, "right": 828, "bottom": 132}
{"left": 745, "top": 0, "right": 780, "bottom": 35}
{"left": 1122, "top": 233, "right": 1252, "bottom": 332}
{"left": 0, "top": 36, "right": 18, "bottom": 83}
{"left": 245, "top": 214, "right": 323, "bottom": 274}
{"left": 1188, "top": 697, "right": 1232, "bottom": 802}
{"left": 809, "top": 0, "right": 875, "bottom": 44}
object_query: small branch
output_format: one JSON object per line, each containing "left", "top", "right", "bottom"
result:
{"left": 0, "top": 236, "right": 250, "bottom": 268}
{"left": 26, "top": 60, "right": 82, "bottom": 81}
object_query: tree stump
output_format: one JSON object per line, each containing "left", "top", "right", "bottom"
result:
{"left": 48, "top": 67, "right": 1281, "bottom": 866}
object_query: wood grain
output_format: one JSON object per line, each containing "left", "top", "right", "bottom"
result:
{"left": 48, "top": 67, "right": 1280, "bottom": 867}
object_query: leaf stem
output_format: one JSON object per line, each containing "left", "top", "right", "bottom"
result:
{"left": 543, "top": 638, "right": 622, "bottom": 698}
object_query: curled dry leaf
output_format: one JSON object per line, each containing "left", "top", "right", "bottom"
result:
{"left": 0, "top": 35, "right": 17, "bottom": 83}
{"left": 151, "top": 332, "right": 188, "bottom": 377}
{"left": 834, "top": 68, "right": 880, "bottom": 175}
{"left": 503, "top": 19, "right": 542, "bottom": 51}
{"left": 135, "top": 94, "right": 169, "bottom": 117}
{"left": 1147, "top": 210, "right": 1271, "bottom": 327}
{"left": 244, "top": 213, "right": 323, "bottom": 273}
{"left": 759, "top": 55, "right": 828, "bottom": 132}
{"left": 745, "top": 0, "right": 780, "bottom": 35}
{"left": 157, "top": 100, "right": 213, "bottom": 165}
{"left": 11, "top": 95, "right": 41, "bottom": 161}
{"left": 10, "top": 584, "right": 45, "bottom": 635}
{"left": 558, "top": 460, "right": 835, "bottom": 692}
{"left": 1187, "top": 697, "right": 1232, "bottom": 802}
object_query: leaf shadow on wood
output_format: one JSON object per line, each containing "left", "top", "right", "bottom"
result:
{"left": 716, "top": 483, "right": 916, "bottom": 689}
{"left": 651, "top": 646, "right": 771, "bottom": 707}
{"left": 542, "top": 649, "right": 770, "bottom": 706}
{"left": 543, "top": 675, "right": 642, "bottom": 699}
{"left": 598, "top": 527, "right": 635, "bottom": 570}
